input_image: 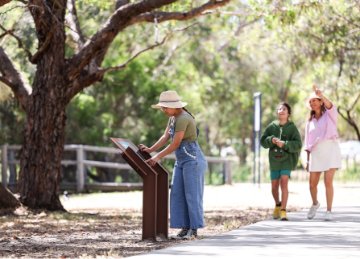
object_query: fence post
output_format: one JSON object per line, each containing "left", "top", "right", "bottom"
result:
{"left": 8, "top": 149, "right": 17, "bottom": 186}
{"left": 223, "top": 160, "right": 232, "bottom": 185}
{"left": 76, "top": 145, "right": 85, "bottom": 192}
{"left": 1, "top": 144, "right": 8, "bottom": 187}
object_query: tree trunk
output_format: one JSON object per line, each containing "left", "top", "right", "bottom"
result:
{"left": 238, "top": 138, "right": 248, "bottom": 164}
{"left": 338, "top": 107, "right": 360, "bottom": 141}
{"left": 18, "top": 61, "right": 67, "bottom": 210}
{"left": 18, "top": 1, "right": 67, "bottom": 210}
{"left": 0, "top": 184, "right": 20, "bottom": 209}
{"left": 18, "top": 91, "right": 67, "bottom": 210}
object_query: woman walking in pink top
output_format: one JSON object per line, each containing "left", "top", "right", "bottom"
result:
{"left": 305, "top": 85, "right": 341, "bottom": 221}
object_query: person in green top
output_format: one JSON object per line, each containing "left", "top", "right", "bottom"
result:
{"left": 260, "top": 102, "right": 302, "bottom": 221}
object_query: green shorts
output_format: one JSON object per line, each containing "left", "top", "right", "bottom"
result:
{"left": 270, "top": 170, "right": 291, "bottom": 180}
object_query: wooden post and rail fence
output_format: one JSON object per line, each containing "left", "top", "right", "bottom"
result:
{"left": 1, "top": 144, "right": 232, "bottom": 192}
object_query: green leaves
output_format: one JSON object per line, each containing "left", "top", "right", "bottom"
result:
{"left": 0, "top": 82, "right": 12, "bottom": 102}
{"left": 78, "top": 0, "right": 113, "bottom": 11}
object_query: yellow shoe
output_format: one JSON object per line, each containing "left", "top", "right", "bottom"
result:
{"left": 280, "top": 209, "right": 288, "bottom": 221}
{"left": 273, "top": 205, "right": 281, "bottom": 219}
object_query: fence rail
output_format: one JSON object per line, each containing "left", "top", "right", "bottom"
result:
{"left": 1, "top": 144, "right": 232, "bottom": 192}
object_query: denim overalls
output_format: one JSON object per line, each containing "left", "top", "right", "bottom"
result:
{"left": 169, "top": 116, "right": 208, "bottom": 229}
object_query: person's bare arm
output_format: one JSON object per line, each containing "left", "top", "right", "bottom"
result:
{"left": 146, "top": 131, "right": 185, "bottom": 166}
{"left": 139, "top": 125, "right": 170, "bottom": 153}
{"left": 313, "top": 84, "right": 333, "bottom": 109}
{"left": 306, "top": 150, "right": 310, "bottom": 172}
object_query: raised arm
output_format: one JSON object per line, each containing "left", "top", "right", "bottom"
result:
{"left": 313, "top": 84, "right": 333, "bottom": 110}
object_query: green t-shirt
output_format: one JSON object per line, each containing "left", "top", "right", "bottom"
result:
{"left": 169, "top": 112, "right": 197, "bottom": 141}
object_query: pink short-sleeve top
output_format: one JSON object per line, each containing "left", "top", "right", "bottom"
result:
{"left": 305, "top": 105, "right": 339, "bottom": 152}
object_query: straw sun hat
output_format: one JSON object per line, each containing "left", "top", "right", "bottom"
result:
{"left": 151, "top": 90, "right": 187, "bottom": 109}
{"left": 307, "top": 92, "right": 322, "bottom": 109}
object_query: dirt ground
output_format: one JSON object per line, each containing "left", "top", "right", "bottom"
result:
{"left": 4, "top": 182, "right": 328, "bottom": 259}
{"left": 0, "top": 205, "right": 273, "bottom": 258}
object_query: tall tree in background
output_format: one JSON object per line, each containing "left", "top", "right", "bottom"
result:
{"left": 259, "top": 0, "right": 360, "bottom": 139}
{"left": 0, "top": 0, "right": 230, "bottom": 210}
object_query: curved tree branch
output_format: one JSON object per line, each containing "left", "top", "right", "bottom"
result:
{"left": 66, "top": 0, "right": 230, "bottom": 93}
{"left": 65, "top": 0, "right": 86, "bottom": 53}
{"left": 349, "top": 92, "right": 360, "bottom": 112}
{"left": 66, "top": 0, "right": 178, "bottom": 81}
{"left": 217, "top": 17, "right": 259, "bottom": 52}
{"left": 30, "top": 28, "right": 55, "bottom": 63}
{"left": 338, "top": 106, "right": 360, "bottom": 141}
{"left": 0, "top": 0, "right": 12, "bottom": 7}
{"left": 130, "top": 0, "right": 231, "bottom": 24}
{"left": 102, "top": 22, "right": 196, "bottom": 76}
{"left": 65, "top": 21, "right": 201, "bottom": 101}
{"left": 101, "top": 34, "right": 169, "bottom": 74}
{"left": 0, "top": 47, "right": 30, "bottom": 109}
{"left": 337, "top": 92, "right": 360, "bottom": 140}
{"left": 28, "top": 0, "right": 65, "bottom": 63}
{"left": 0, "top": 30, "right": 9, "bottom": 39}
{"left": 0, "top": 0, "right": 28, "bottom": 6}
{"left": 0, "top": 24, "right": 33, "bottom": 61}
{"left": 65, "top": 34, "right": 170, "bottom": 102}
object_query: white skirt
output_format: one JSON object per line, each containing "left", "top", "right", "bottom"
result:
{"left": 309, "top": 139, "right": 342, "bottom": 172}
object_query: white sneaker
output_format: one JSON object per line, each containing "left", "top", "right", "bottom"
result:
{"left": 171, "top": 228, "right": 189, "bottom": 240}
{"left": 182, "top": 229, "right": 197, "bottom": 240}
{"left": 307, "top": 202, "right": 320, "bottom": 219}
{"left": 325, "top": 211, "right": 333, "bottom": 221}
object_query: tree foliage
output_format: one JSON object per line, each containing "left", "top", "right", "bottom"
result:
{"left": 0, "top": 0, "right": 230, "bottom": 210}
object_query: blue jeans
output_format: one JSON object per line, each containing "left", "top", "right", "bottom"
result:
{"left": 170, "top": 141, "right": 207, "bottom": 229}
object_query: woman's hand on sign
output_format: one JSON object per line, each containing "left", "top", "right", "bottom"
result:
{"left": 146, "top": 155, "right": 160, "bottom": 167}
{"left": 139, "top": 144, "right": 152, "bottom": 153}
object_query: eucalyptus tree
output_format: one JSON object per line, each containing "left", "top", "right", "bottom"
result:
{"left": 296, "top": 1, "right": 360, "bottom": 140}
{"left": 0, "top": 0, "right": 230, "bottom": 210}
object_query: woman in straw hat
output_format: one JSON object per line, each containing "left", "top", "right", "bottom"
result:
{"left": 139, "top": 90, "right": 207, "bottom": 240}
{"left": 305, "top": 85, "right": 341, "bottom": 221}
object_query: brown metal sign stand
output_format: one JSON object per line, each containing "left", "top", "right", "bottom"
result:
{"left": 111, "top": 138, "right": 169, "bottom": 241}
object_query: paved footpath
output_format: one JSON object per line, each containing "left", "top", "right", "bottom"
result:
{"left": 125, "top": 182, "right": 360, "bottom": 259}
{"left": 130, "top": 206, "right": 360, "bottom": 259}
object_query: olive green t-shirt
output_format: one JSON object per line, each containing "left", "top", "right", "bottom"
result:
{"left": 168, "top": 112, "right": 197, "bottom": 141}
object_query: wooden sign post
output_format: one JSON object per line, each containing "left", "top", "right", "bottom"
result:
{"left": 111, "top": 138, "right": 169, "bottom": 240}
